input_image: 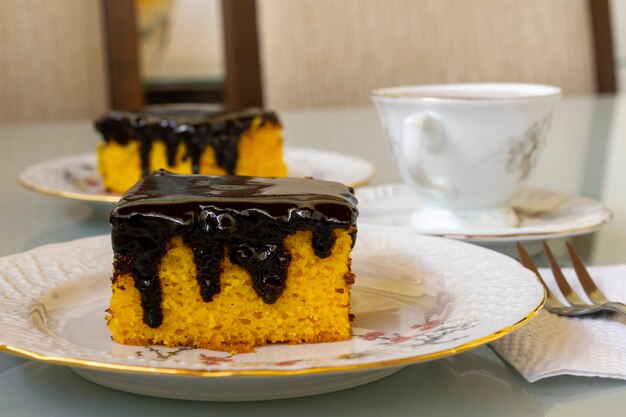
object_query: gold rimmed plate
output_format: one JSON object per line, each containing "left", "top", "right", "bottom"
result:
{"left": 18, "top": 149, "right": 376, "bottom": 205}
{"left": 0, "top": 226, "right": 544, "bottom": 401}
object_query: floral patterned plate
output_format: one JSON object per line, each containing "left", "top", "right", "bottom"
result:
{"left": 18, "top": 149, "right": 375, "bottom": 204}
{"left": 0, "top": 226, "right": 544, "bottom": 401}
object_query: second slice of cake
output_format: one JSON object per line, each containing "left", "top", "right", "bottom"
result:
{"left": 106, "top": 170, "right": 358, "bottom": 353}
{"left": 95, "top": 107, "right": 287, "bottom": 193}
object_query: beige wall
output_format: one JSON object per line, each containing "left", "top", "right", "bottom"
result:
{"left": 0, "top": 0, "right": 109, "bottom": 123}
{"left": 258, "top": 0, "right": 596, "bottom": 108}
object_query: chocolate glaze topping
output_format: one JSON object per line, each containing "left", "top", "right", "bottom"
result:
{"left": 110, "top": 170, "right": 358, "bottom": 328}
{"left": 94, "top": 107, "right": 280, "bottom": 177}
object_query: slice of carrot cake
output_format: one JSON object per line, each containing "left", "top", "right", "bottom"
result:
{"left": 95, "top": 107, "right": 286, "bottom": 193}
{"left": 106, "top": 170, "right": 358, "bottom": 353}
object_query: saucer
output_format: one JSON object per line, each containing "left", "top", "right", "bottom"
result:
{"left": 356, "top": 184, "right": 612, "bottom": 243}
{"left": 18, "top": 148, "right": 375, "bottom": 205}
{"left": 0, "top": 227, "right": 543, "bottom": 401}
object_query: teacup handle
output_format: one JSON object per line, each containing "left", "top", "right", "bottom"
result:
{"left": 402, "top": 113, "right": 454, "bottom": 200}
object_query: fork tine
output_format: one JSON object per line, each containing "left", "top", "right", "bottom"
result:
{"left": 515, "top": 242, "right": 565, "bottom": 310}
{"left": 515, "top": 242, "right": 540, "bottom": 275}
{"left": 543, "top": 242, "right": 586, "bottom": 306}
{"left": 565, "top": 242, "right": 610, "bottom": 304}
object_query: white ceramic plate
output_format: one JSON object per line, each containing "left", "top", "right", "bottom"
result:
{"left": 18, "top": 148, "right": 376, "bottom": 204}
{"left": 0, "top": 226, "right": 544, "bottom": 401}
{"left": 356, "top": 184, "right": 612, "bottom": 243}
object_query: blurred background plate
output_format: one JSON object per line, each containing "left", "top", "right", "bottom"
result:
{"left": 18, "top": 148, "right": 376, "bottom": 205}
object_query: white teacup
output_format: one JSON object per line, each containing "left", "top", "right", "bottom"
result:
{"left": 371, "top": 83, "right": 561, "bottom": 233}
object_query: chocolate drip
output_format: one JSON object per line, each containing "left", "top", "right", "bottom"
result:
{"left": 94, "top": 108, "right": 280, "bottom": 178}
{"left": 111, "top": 215, "right": 175, "bottom": 328}
{"left": 312, "top": 226, "right": 334, "bottom": 258}
{"left": 110, "top": 171, "right": 358, "bottom": 328}
{"left": 184, "top": 234, "right": 224, "bottom": 303}
{"left": 231, "top": 242, "right": 291, "bottom": 304}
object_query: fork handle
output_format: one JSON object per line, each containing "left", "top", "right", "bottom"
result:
{"left": 605, "top": 302, "right": 626, "bottom": 317}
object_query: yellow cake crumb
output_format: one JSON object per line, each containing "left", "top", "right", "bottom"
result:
{"left": 98, "top": 121, "right": 287, "bottom": 194}
{"left": 106, "top": 229, "right": 354, "bottom": 353}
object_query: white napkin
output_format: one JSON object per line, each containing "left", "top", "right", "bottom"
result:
{"left": 490, "top": 264, "right": 626, "bottom": 382}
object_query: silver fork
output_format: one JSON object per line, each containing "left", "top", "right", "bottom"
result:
{"left": 516, "top": 241, "right": 626, "bottom": 317}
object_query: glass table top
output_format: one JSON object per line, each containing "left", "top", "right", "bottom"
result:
{"left": 0, "top": 94, "right": 625, "bottom": 414}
